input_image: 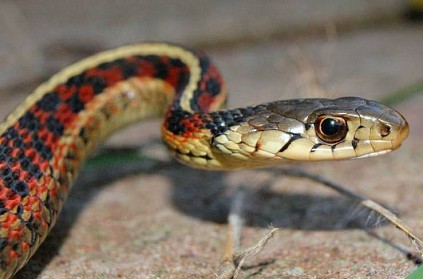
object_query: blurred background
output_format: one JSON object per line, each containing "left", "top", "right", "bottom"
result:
{"left": 1, "top": 1, "right": 423, "bottom": 278}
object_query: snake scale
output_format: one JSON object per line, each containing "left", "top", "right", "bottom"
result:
{"left": 0, "top": 43, "right": 409, "bottom": 278}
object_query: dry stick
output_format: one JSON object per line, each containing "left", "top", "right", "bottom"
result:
{"left": 217, "top": 189, "right": 279, "bottom": 279}
{"left": 277, "top": 168, "right": 423, "bottom": 257}
{"left": 362, "top": 200, "right": 423, "bottom": 257}
{"left": 232, "top": 228, "right": 279, "bottom": 278}
{"left": 217, "top": 189, "right": 245, "bottom": 279}
{"left": 228, "top": 188, "right": 246, "bottom": 252}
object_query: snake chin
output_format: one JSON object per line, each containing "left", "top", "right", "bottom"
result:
{"left": 354, "top": 149, "right": 393, "bottom": 159}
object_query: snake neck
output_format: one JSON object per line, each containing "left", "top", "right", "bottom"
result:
{"left": 162, "top": 104, "right": 292, "bottom": 170}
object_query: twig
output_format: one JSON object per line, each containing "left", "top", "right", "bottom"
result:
{"left": 362, "top": 200, "right": 423, "bottom": 256}
{"left": 217, "top": 188, "right": 246, "bottom": 279}
{"left": 216, "top": 188, "right": 279, "bottom": 279}
{"left": 232, "top": 228, "right": 279, "bottom": 278}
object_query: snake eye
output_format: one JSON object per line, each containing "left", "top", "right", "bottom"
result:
{"left": 315, "top": 116, "right": 348, "bottom": 143}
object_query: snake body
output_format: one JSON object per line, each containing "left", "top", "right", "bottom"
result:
{"left": 0, "top": 43, "right": 408, "bottom": 277}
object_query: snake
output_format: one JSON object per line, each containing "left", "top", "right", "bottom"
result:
{"left": 0, "top": 42, "right": 409, "bottom": 278}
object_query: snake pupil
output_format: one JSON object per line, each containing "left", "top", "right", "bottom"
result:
{"left": 315, "top": 116, "right": 348, "bottom": 143}
{"left": 321, "top": 118, "right": 340, "bottom": 136}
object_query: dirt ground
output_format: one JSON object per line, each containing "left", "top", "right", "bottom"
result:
{"left": 0, "top": 1, "right": 422, "bottom": 278}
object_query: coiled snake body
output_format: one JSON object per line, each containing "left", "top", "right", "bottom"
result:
{"left": 0, "top": 43, "right": 409, "bottom": 278}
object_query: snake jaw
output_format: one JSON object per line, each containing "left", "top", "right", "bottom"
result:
{"left": 354, "top": 149, "right": 393, "bottom": 159}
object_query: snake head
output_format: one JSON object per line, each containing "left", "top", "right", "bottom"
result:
{"left": 274, "top": 97, "right": 409, "bottom": 160}
{"left": 211, "top": 97, "right": 408, "bottom": 166}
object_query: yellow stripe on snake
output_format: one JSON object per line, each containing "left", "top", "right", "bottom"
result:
{"left": 0, "top": 43, "right": 409, "bottom": 278}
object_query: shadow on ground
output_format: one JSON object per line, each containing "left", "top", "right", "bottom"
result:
{"left": 15, "top": 146, "right": 384, "bottom": 278}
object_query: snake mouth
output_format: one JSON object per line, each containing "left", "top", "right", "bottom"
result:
{"left": 361, "top": 123, "right": 408, "bottom": 158}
